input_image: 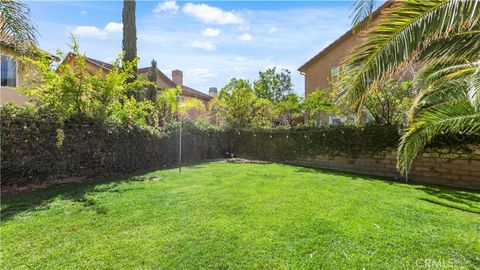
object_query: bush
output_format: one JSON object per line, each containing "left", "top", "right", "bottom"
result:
{"left": 0, "top": 104, "right": 225, "bottom": 187}
{"left": 228, "top": 123, "right": 400, "bottom": 160}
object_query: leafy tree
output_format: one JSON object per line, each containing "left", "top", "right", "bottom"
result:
{"left": 0, "top": 0, "right": 38, "bottom": 56}
{"left": 342, "top": 0, "right": 480, "bottom": 174}
{"left": 156, "top": 86, "right": 206, "bottom": 124}
{"left": 215, "top": 78, "right": 256, "bottom": 128}
{"left": 253, "top": 67, "right": 293, "bottom": 103}
{"left": 303, "top": 89, "right": 336, "bottom": 125}
{"left": 251, "top": 98, "right": 277, "bottom": 128}
{"left": 146, "top": 59, "right": 158, "bottom": 103}
{"left": 364, "top": 79, "right": 414, "bottom": 126}
{"left": 122, "top": 0, "right": 137, "bottom": 85}
{"left": 274, "top": 93, "right": 303, "bottom": 127}
{"left": 157, "top": 86, "right": 181, "bottom": 124}
{"left": 20, "top": 37, "right": 151, "bottom": 125}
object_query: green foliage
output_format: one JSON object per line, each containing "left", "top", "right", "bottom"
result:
{"left": 397, "top": 60, "right": 480, "bottom": 174}
{"left": 343, "top": 0, "right": 480, "bottom": 174}
{"left": 364, "top": 79, "right": 414, "bottom": 125}
{"left": 303, "top": 89, "right": 336, "bottom": 124}
{"left": 342, "top": 0, "right": 479, "bottom": 112}
{"left": 230, "top": 123, "right": 400, "bottom": 159}
{"left": 251, "top": 98, "right": 277, "bottom": 128}
{"left": 20, "top": 36, "right": 153, "bottom": 126}
{"left": 0, "top": 104, "right": 224, "bottom": 187}
{"left": 145, "top": 59, "right": 158, "bottom": 103}
{"left": 216, "top": 78, "right": 256, "bottom": 128}
{"left": 0, "top": 0, "right": 38, "bottom": 56}
{"left": 253, "top": 67, "right": 293, "bottom": 102}
{"left": 274, "top": 93, "right": 303, "bottom": 127}
{"left": 2, "top": 162, "right": 479, "bottom": 269}
{"left": 217, "top": 70, "right": 303, "bottom": 128}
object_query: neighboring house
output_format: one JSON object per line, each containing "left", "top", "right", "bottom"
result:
{"left": 61, "top": 53, "right": 216, "bottom": 111}
{"left": 298, "top": 1, "right": 395, "bottom": 126}
{"left": 0, "top": 51, "right": 57, "bottom": 105}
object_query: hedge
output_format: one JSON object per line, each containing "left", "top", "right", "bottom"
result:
{"left": 2, "top": 105, "right": 477, "bottom": 188}
{"left": 227, "top": 124, "right": 400, "bottom": 161}
{"left": 0, "top": 105, "right": 226, "bottom": 188}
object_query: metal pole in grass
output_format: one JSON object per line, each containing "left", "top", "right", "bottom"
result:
{"left": 177, "top": 96, "right": 186, "bottom": 172}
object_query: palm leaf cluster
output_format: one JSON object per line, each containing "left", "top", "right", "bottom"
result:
{"left": 0, "top": 0, "right": 38, "bottom": 56}
{"left": 397, "top": 60, "right": 480, "bottom": 173}
{"left": 341, "top": 0, "right": 480, "bottom": 174}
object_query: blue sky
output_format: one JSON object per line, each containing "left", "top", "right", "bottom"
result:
{"left": 28, "top": 1, "right": 356, "bottom": 96}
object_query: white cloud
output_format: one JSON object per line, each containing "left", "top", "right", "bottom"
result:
{"left": 190, "top": 40, "right": 216, "bottom": 50}
{"left": 183, "top": 3, "right": 244, "bottom": 25}
{"left": 268, "top": 26, "right": 277, "bottom": 33}
{"left": 104, "top": 22, "right": 123, "bottom": 33}
{"left": 80, "top": 10, "right": 87, "bottom": 16}
{"left": 73, "top": 26, "right": 106, "bottom": 38}
{"left": 238, "top": 33, "right": 253, "bottom": 41}
{"left": 73, "top": 22, "right": 123, "bottom": 39}
{"left": 201, "top": 28, "right": 220, "bottom": 37}
{"left": 187, "top": 68, "right": 217, "bottom": 78}
{"left": 153, "top": 0, "right": 179, "bottom": 14}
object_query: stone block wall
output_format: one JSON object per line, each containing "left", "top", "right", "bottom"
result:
{"left": 241, "top": 146, "right": 480, "bottom": 189}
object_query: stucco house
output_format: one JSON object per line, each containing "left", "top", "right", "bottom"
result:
{"left": 298, "top": 1, "right": 394, "bottom": 125}
{"left": 61, "top": 52, "right": 216, "bottom": 107}
{"left": 1, "top": 52, "right": 217, "bottom": 115}
{"left": 0, "top": 51, "right": 58, "bottom": 105}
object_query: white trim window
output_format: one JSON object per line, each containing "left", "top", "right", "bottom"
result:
{"left": 329, "top": 115, "right": 356, "bottom": 125}
{"left": 1, "top": 55, "right": 17, "bottom": 87}
{"left": 329, "top": 116, "right": 343, "bottom": 125}
{"left": 331, "top": 66, "right": 340, "bottom": 77}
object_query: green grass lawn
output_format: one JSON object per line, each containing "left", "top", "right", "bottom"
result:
{"left": 1, "top": 161, "right": 479, "bottom": 269}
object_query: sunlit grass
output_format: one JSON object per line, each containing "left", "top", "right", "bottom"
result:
{"left": 1, "top": 161, "right": 479, "bottom": 269}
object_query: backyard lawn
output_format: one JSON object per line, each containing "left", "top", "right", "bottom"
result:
{"left": 1, "top": 161, "right": 479, "bottom": 269}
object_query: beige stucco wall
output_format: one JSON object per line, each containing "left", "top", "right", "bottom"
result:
{"left": 302, "top": 34, "right": 361, "bottom": 97}
{"left": 0, "top": 61, "right": 38, "bottom": 106}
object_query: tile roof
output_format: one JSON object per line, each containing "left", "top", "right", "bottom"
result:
{"left": 63, "top": 53, "right": 213, "bottom": 101}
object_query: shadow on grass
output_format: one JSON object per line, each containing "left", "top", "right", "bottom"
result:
{"left": 292, "top": 164, "right": 480, "bottom": 214}
{"left": 416, "top": 186, "right": 480, "bottom": 214}
{"left": 0, "top": 172, "right": 155, "bottom": 221}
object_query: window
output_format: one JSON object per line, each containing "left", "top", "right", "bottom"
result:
{"left": 331, "top": 66, "right": 339, "bottom": 77}
{"left": 1, "top": 55, "right": 17, "bottom": 87}
{"left": 329, "top": 116, "right": 343, "bottom": 125}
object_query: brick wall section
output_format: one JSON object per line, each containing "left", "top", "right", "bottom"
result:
{"left": 239, "top": 146, "right": 480, "bottom": 189}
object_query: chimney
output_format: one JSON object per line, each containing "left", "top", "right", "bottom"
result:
{"left": 209, "top": 87, "right": 218, "bottom": 98}
{"left": 172, "top": 69, "right": 183, "bottom": 86}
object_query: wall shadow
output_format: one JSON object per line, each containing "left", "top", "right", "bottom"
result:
{"left": 0, "top": 172, "right": 155, "bottom": 221}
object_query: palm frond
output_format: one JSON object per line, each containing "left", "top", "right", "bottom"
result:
{"left": 341, "top": 0, "right": 479, "bottom": 113}
{"left": 350, "top": 0, "right": 378, "bottom": 33}
{"left": 397, "top": 98, "right": 480, "bottom": 174}
{"left": 0, "top": 0, "right": 38, "bottom": 56}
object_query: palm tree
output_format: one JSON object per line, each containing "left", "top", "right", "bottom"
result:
{"left": 341, "top": 0, "right": 480, "bottom": 174}
{"left": 122, "top": 0, "right": 137, "bottom": 79}
{"left": 0, "top": 0, "right": 38, "bottom": 56}
{"left": 397, "top": 60, "right": 480, "bottom": 173}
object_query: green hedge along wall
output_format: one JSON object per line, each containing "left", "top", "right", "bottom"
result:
{"left": 2, "top": 105, "right": 478, "bottom": 189}
{"left": 227, "top": 124, "right": 400, "bottom": 160}
{"left": 1, "top": 106, "right": 226, "bottom": 188}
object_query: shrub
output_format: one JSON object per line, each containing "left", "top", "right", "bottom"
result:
{"left": 0, "top": 104, "right": 225, "bottom": 187}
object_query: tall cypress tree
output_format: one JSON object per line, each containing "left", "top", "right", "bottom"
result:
{"left": 146, "top": 59, "right": 158, "bottom": 103}
{"left": 122, "top": 0, "right": 137, "bottom": 86}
